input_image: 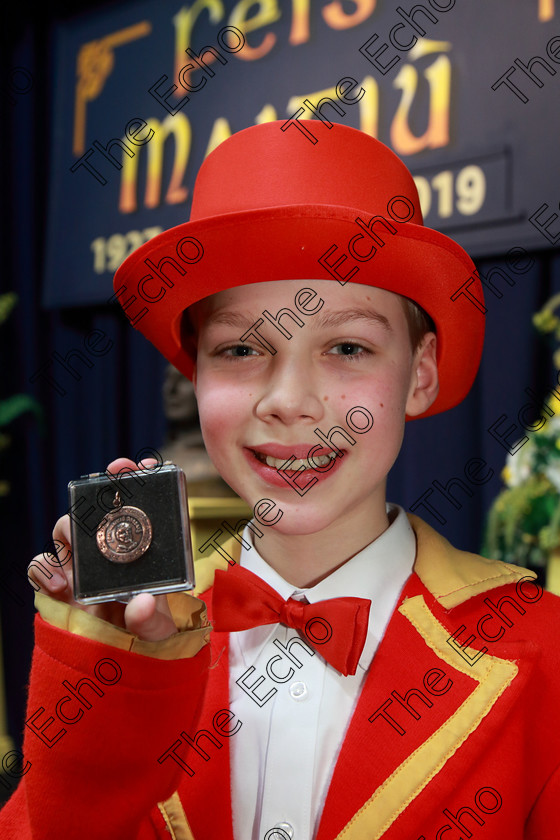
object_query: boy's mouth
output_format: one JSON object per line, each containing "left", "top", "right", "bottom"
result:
{"left": 251, "top": 450, "right": 338, "bottom": 471}
{"left": 243, "top": 444, "right": 345, "bottom": 489}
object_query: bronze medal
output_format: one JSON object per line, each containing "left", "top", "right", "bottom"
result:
{"left": 96, "top": 491, "right": 153, "bottom": 564}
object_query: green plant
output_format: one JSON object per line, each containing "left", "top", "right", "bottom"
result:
{"left": 483, "top": 293, "right": 560, "bottom": 566}
{"left": 0, "top": 293, "right": 44, "bottom": 496}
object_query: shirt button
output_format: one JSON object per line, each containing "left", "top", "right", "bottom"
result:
{"left": 289, "top": 681, "right": 308, "bottom": 700}
{"left": 267, "top": 823, "right": 294, "bottom": 839}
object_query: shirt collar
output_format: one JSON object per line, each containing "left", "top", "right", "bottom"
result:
{"left": 239, "top": 504, "right": 416, "bottom": 672}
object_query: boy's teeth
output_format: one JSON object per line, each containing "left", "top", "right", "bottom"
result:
{"left": 257, "top": 451, "right": 337, "bottom": 470}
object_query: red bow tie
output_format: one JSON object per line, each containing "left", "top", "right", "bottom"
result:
{"left": 211, "top": 564, "right": 371, "bottom": 676}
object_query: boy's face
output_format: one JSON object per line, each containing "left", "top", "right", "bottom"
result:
{"left": 189, "top": 279, "right": 438, "bottom": 538}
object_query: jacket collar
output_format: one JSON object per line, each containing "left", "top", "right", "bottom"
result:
{"left": 193, "top": 512, "right": 536, "bottom": 605}
{"left": 183, "top": 514, "right": 537, "bottom": 840}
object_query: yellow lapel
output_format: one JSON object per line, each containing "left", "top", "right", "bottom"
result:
{"left": 331, "top": 593, "right": 519, "bottom": 839}
{"left": 188, "top": 512, "right": 536, "bottom": 605}
{"left": 409, "top": 512, "right": 537, "bottom": 606}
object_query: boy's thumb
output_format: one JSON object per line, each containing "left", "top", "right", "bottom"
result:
{"left": 124, "top": 593, "right": 178, "bottom": 641}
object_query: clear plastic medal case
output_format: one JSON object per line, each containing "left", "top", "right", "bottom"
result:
{"left": 68, "top": 461, "right": 195, "bottom": 603}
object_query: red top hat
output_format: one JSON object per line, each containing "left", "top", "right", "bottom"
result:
{"left": 113, "top": 120, "right": 484, "bottom": 419}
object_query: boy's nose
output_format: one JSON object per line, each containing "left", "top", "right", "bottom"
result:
{"left": 254, "top": 356, "right": 324, "bottom": 425}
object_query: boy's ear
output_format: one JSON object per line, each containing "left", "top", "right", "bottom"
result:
{"left": 405, "top": 332, "right": 439, "bottom": 417}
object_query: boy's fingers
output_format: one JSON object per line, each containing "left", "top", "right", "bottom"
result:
{"left": 105, "top": 456, "right": 159, "bottom": 476}
{"left": 105, "top": 457, "right": 140, "bottom": 476}
{"left": 42, "top": 536, "right": 72, "bottom": 570}
{"left": 27, "top": 555, "right": 68, "bottom": 594}
{"left": 137, "top": 458, "right": 159, "bottom": 469}
{"left": 124, "top": 593, "right": 178, "bottom": 642}
{"left": 51, "top": 516, "right": 74, "bottom": 583}
{"left": 28, "top": 514, "right": 74, "bottom": 597}
{"left": 52, "top": 513, "right": 72, "bottom": 547}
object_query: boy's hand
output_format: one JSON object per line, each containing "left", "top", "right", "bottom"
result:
{"left": 28, "top": 457, "right": 178, "bottom": 642}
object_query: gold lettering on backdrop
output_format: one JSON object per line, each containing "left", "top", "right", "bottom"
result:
{"left": 391, "top": 40, "right": 452, "bottom": 156}
{"left": 173, "top": 0, "right": 379, "bottom": 60}
{"left": 539, "top": 0, "right": 555, "bottom": 20}
{"left": 205, "top": 117, "right": 232, "bottom": 155}
{"left": 229, "top": 0, "right": 281, "bottom": 59}
{"left": 119, "top": 104, "right": 280, "bottom": 213}
{"left": 289, "top": 0, "right": 377, "bottom": 44}
{"left": 289, "top": 0, "right": 310, "bottom": 44}
{"left": 115, "top": 19, "right": 454, "bottom": 214}
{"left": 73, "top": 22, "right": 152, "bottom": 155}
{"left": 119, "top": 114, "right": 191, "bottom": 213}
{"left": 255, "top": 104, "right": 278, "bottom": 123}
{"left": 173, "top": 0, "right": 225, "bottom": 92}
{"left": 286, "top": 78, "right": 378, "bottom": 139}
{"left": 322, "top": 0, "right": 377, "bottom": 29}
{"left": 357, "top": 75, "right": 378, "bottom": 138}
{"left": 287, "top": 84, "right": 339, "bottom": 116}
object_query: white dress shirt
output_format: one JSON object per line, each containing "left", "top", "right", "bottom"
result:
{"left": 228, "top": 504, "right": 416, "bottom": 840}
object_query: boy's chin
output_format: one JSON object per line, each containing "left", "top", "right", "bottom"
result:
{"left": 257, "top": 503, "right": 357, "bottom": 539}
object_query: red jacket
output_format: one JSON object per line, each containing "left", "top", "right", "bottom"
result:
{"left": 1, "top": 514, "right": 559, "bottom": 839}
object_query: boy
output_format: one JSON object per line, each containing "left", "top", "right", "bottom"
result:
{"left": 2, "top": 121, "right": 559, "bottom": 839}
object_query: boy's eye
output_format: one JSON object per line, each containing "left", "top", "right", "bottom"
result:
{"left": 221, "top": 344, "right": 259, "bottom": 358}
{"left": 327, "top": 342, "right": 370, "bottom": 359}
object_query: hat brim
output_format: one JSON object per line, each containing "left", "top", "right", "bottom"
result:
{"left": 114, "top": 204, "right": 485, "bottom": 420}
